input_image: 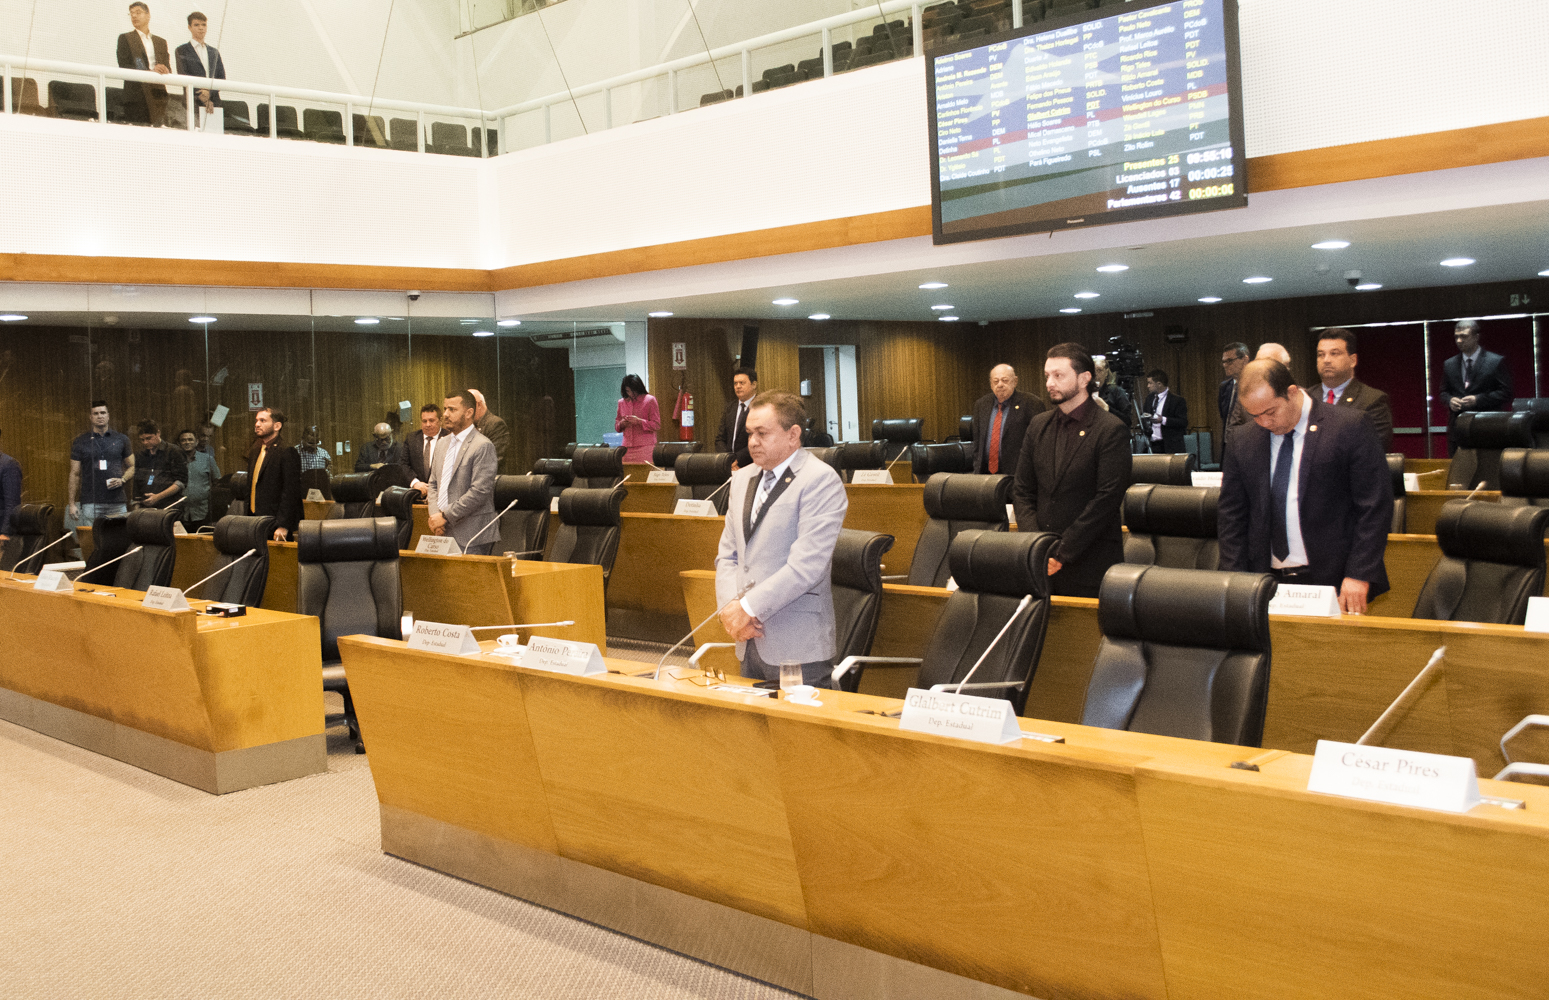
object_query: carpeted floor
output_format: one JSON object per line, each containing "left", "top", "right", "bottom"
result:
{"left": 0, "top": 672, "right": 800, "bottom": 999}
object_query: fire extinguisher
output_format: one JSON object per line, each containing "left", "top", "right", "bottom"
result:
{"left": 675, "top": 388, "right": 695, "bottom": 440}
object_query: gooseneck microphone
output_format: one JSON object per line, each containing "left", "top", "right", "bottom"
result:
{"left": 7, "top": 533, "right": 72, "bottom": 580}
{"left": 460, "top": 497, "right": 521, "bottom": 550}
{"left": 949, "top": 594, "right": 1033, "bottom": 694}
{"left": 182, "top": 549, "right": 257, "bottom": 598}
{"left": 74, "top": 546, "right": 145, "bottom": 589}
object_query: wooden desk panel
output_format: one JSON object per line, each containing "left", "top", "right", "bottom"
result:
{"left": 844, "top": 484, "right": 928, "bottom": 581}
{"left": 618, "top": 481, "right": 679, "bottom": 515}
{"left": 398, "top": 554, "right": 608, "bottom": 651}
{"left": 607, "top": 513, "right": 725, "bottom": 643}
{"left": 1406, "top": 489, "right": 1499, "bottom": 535}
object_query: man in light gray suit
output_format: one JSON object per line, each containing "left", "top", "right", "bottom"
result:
{"left": 715, "top": 391, "right": 849, "bottom": 687}
{"left": 427, "top": 389, "right": 498, "bottom": 555}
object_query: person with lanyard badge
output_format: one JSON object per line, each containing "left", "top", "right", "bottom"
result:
{"left": 132, "top": 419, "right": 188, "bottom": 511}
{"left": 67, "top": 401, "right": 135, "bottom": 556}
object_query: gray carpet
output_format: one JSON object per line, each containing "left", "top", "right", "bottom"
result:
{"left": 0, "top": 689, "right": 801, "bottom": 999}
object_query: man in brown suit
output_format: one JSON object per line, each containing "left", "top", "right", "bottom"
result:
{"left": 116, "top": 2, "right": 172, "bottom": 127}
{"left": 1315, "top": 329, "right": 1393, "bottom": 450}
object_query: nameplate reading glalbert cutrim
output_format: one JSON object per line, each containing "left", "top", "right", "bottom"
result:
{"left": 646, "top": 470, "right": 677, "bottom": 484}
{"left": 674, "top": 499, "right": 719, "bottom": 517}
{"left": 523, "top": 637, "right": 606, "bottom": 676}
{"left": 898, "top": 688, "right": 1022, "bottom": 745}
{"left": 33, "top": 570, "right": 73, "bottom": 592}
{"left": 851, "top": 469, "right": 893, "bottom": 485}
{"left": 141, "top": 586, "right": 191, "bottom": 611}
{"left": 1306, "top": 740, "right": 1481, "bottom": 814}
{"left": 407, "top": 620, "right": 481, "bottom": 655}
{"left": 415, "top": 535, "right": 463, "bottom": 556}
{"left": 1267, "top": 584, "right": 1340, "bottom": 617}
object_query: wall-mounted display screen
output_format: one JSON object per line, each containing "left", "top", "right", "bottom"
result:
{"left": 929, "top": 0, "right": 1247, "bottom": 244}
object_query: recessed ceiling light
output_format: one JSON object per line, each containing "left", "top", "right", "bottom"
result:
{"left": 1198, "top": 296, "right": 1223, "bottom": 303}
{"left": 0, "top": 313, "right": 27, "bottom": 321}
{"left": 930, "top": 304, "right": 954, "bottom": 311}
{"left": 497, "top": 319, "right": 521, "bottom": 327}
{"left": 386, "top": 317, "right": 405, "bottom": 321}
{"left": 355, "top": 317, "right": 380, "bottom": 325}
{"left": 918, "top": 282, "right": 949, "bottom": 290}
{"left": 459, "top": 319, "right": 478, "bottom": 324}
{"left": 808, "top": 313, "right": 830, "bottom": 321}
{"left": 647, "top": 311, "right": 673, "bottom": 318}
{"left": 938, "top": 316, "right": 959, "bottom": 322}
{"left": 1355, "top": 283, "right": 1383, "bottom": 291}
{"left": 1242, "top": 276, "right": 1273, "bottom": 284}
{"left": 1311, "top": 240, "right": 1350, "bottom": 250}
{"left": 1073, "top": 292, "right": 1100, "bottom": 299}
{"left": 1060, "top": 308, "right": 1082, "bottom": 314}
{"left": 472, "top": 330, "right": 494, "bottom": 337}
{"left": 1440, "top": 257, "right": 1475, "bottom": 267}
{"left": 188, "top": 315, "right": 217, "bottom": 323}
{"left": 1096, "top": 264, "right": 1129, "bottom": 273}
{"left": 772, "top": 298, "right": 799, "bottom": 306}
{"left": 1539, "top": 269, "right": 1549, "bottom": 277}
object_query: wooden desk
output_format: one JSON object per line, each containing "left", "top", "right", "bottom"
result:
{"left": 340, "top": 635, "right": 1549, "bottom": 1000}
{"left": 0, "top": 575, "right": 325, "bottom": 793}
{"left": 1406, "top": 488, "right": 1499, "bottom": 535}
{"left": 618, "top": 481, "right": 679, "bottom": 515}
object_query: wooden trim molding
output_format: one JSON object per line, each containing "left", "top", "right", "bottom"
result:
{"left": 3, "top": 118, "right": 1545, "bottom": 293}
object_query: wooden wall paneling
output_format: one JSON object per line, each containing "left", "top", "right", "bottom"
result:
{"left": 0, "top": 325, "right": 92, "bottom": 518}
{"left": 495, "top": 335, "right": 575, "bottom": 474}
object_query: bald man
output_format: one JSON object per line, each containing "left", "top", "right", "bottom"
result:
{"left": 469, "top": 389, "right": 510, "bottom": 474}
{"left": 970, "top": 363, "right": 1046, "bottom": 477}
{"left": 355, "top": 422, "right": 405, "bottom": 471}
{"left": 1256, "top": 343, "right": 1291, "bottom": 366}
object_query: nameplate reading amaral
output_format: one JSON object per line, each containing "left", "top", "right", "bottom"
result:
{"left": 1267, "top": 584, "right": 1340, "bottom": 617}
{"left": 523, "top": 637, "right": 606, "bottom": 676}
{"left": 415, "top": 535, "right": 463, "bottom": 556}
{"left": 407, "top": 620, "right": 480, "bottom": 655}
{"left": 1307, "top": 740, "right": 1481, "bottom": 814}
{"left": 898, "top": 688, "right": 1022, "bottom": 745}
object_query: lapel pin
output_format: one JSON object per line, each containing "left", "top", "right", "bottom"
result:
{"left": 1078, "top": 430, "right": 1086, "bottom": 437}
{"left": 1309, "top": 424, "right": 1318, "bottom": 432}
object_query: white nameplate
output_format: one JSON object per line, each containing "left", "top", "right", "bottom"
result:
{"left": 407, "top": 620, "right": 480, "bottom": 655}
{"left": 142, "top": 585, "right": 191, "bottom": 611}
{"left": 646, "top": 469, "right": 677, "bottom": 484}
{"left": 1190, "top": 471, "right": 1223, "bottom": 487}
{"left": 41, "top": 561, "right": 86, "bottom": 573}
{"left": 1403, "top": 472, "right": 1420, "bottom": 493}
{"left": 851, "top": 469, "right": 894, "bottom": 485}
{"left": 33, "top": 570, "right": 73, "bottom": 592}
{"left": 1006, "top": 503, "right": 1015, "bottom": 525}
{"left": 550, "top": 497, "right": 559, "bottom": 513}
{"left": 306, "top": 488, "right": 326, "bottom": 502}
{"left": 415, "top": 535, "right": 463, "bottom": 556}
{"left": 1307, "top": 739, "right": 1480, "bottom": 813}
{"left": 898, "top": 687, "right": 1021, "bottom": 745}
{"left": 1268, "top": 584, "right": 1340, "bottom": 617}
{"left": 674, "top": 499, "right": 719, "bottom": 517}
{"left": 523, "top": 636, "right": 606, "bottom": 676}
{"left": 1525, "top": 596, "right": 1549, "bottom": 633}
{"left": 172, "top": 521, "right": 188, "bottom": 536}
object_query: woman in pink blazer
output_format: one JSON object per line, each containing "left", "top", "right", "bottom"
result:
{"left": 615, "top": 374, "right": 661, "bottom": 464}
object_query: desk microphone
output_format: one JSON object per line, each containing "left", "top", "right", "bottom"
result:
{"left": 701, "top": 477, "right": 734, "bottom": 503}
{"left": 469, "top": 620, "right": 576, "bottom": 631}
{"left": 460, "top": 497, "right": 521, "bottom": 550}
{"left": 7, "top": 533, "right": 73, "bottom": 580}
{"left": 1464, "top": 481, "right": 1487, "bottom": 501}
{"left": 163, "top": 496, "right": 188, "bottom": 509}
{"left": 654, "top": 605, "right": 733, "bottom": 681}
{"left": 182, "top": 549, "right": 257, "bottom": 598}
{"left": 75, "top": 546, "right": 144, "bottom": 589}
{"left": 1357, "top": 646, "right": 1446, "bottom": 746}
{"left": 884, "top": 449, "right": 913, "bottom": 479}
{"left": 939, "top": 594, "right": 1033, "bottom": 695}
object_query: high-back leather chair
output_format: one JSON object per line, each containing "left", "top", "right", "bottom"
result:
{"left": 833, "top": 530, "right": 1056, "bottom": 715}
{"left": 1122, "top": 484, "right": 1220, "bottom": 570}
{"left": 1512, "top": 398, "right": 1549, "bottom": 449}
{"left": 206, "top": 514, "right": 277, "bottom": 606}
{"left": 1130, "top": 452, "right": 1196, "bottom": 486}
{"left": 491, "top": 474, "right": 553, "bottom": 559}
{"left": 367, "top": 463, "right": 413, "bottom": 498}
{"left": 674, "top": 453, "right": 733, "bottom": 514}
{"left": 330, "top": 472, "right": 377, "bottom": 518}
{"left": 570, "top": 446, "right": 626, "bottom": 488}
{"left": 908, "top": 473, "right": 1012, "bottom": 587}
{"left": 377, "top": 486, "right": 417, "bottom": 549}
{"left": 1411, "top": 500, "right": 1549, "bottom": 625}
{"left": 225, "top": 471, "right": 250, "bottom": 517}
{"left": 79, "top": 513, "right": 130, "bottom": 585}
{"left": 1447, "top": 411, "right": 1535, "bottom": 490}
{"left": 112, "top": 508, "right": 181, "bottom": 591}
{"left": 1, "top": 502, "right": 54, "bottom": 572}
{"left": 1082, "top": 563, "right": 1276, "bottom": 747}
{"left": 835, "top": 441, "right": 886, "bottom": 482}
{"left": 299, "top": 468, "right": 332, "bottom": 501}
{"left": 871, "top": 418, "right": 923, "bottom": 463}
{"left": 957, "top": 415, "right": 974, "bottom": 442}
{"left": 1387, "top": 453, "right": 1407, "bottom": 532}
{"left": 1499, "top": 448, "right": 1549, "bottom": 509}
{"left": 805, "top": 447, "right": 841, "bottom": 474}
{"left": 531, "top": 458, "right": 574, "bottom": 498}
{"left": 297, "top": 517, "right": 403, "bottom": 753}
{"left": 909, "top": 442, "right": 973, "bottom": 483}
{"left": 549, "top": 487, "right": 627, "bottom": 589}
{"left": 831, "top": 529, "right": 894, "bottom": 666}
{"left": 652, "top": 441, "right": 700, "bottom": 469}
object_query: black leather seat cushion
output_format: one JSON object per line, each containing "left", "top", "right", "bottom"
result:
{"left": 831, "top": 529, "right": 894, "bottom": 662}
{"left": 558, "top": 486, "right": 625, "bottom": 527}
{"left": 570, "top": 446, "right": 626, "bottom": 487}
{"left": 652, "top": 441, "right": 700, "bottom": 468}
{"left": 0, "top": 502, "right": 54, "bottom": 572}
{"left": 1500, "top": 448, "right": 1549, "bottom": 502}
{"left": 1122, "top": 484, "right": 1220, "bottom": 570}
{"left": 958, "top": 415, "right": 974, "bottom": 441}
{"left": 378, "top": 486, "right": 417, "bottom": 549}
{"left": 1387, "top": 453, "right": 1407, "bottom": 532}
{"left": 531, "top": 458, "right": 574, "bottom": 491}
{"left": 1129, "top": 453, "right": 1196, "bottom": 487}
{"left": 115, "top": 508, "right": 181, "bottom": 591}
{"left": 871, "top": 418, "right": 923, "bottom": 444}
{"left": 675, "top": 453, "right": 733, "bottom": 513}
{"left": 80, "top": 514, "right": 130, "bottom": 584}
{"left": 1412, "top": 500, "right": 1549, "bottom": 625}
{"left": 909, "top": 473, "right": 1011, "bottom": 587}
{"left": 1455, "top": 411, "right": 1535, "bottom": 450}
{"left": 330, "top": 472, "right": 377, "bottom": 517}
{"left": 805, "top": 447, "right": 841, "bottom": 471}
{"left": 551, "top": 487, "right": 626, "bottom": 582}
{"left": 11, "top": 503, "right": 52, "bottom": 536}
{"left": 297, "top": 518, "right": 402, "bottom": 663}
{"left": 491, "top": 475, "right": 553, "bottom": 557}
{"left": 835, "top": 441, "right": 885, "bottom": 474}
{"left": 910, "top": 442, "right": 973, "bottom": 482}
{"left": 494, "top": 474, "right": 553, "bottom": 511}
{"left": 211, "top": 514, "right": 276, "bottom": 605}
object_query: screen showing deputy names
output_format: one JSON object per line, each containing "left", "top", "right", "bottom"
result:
{"left": 929, "top": 0, "right": 1247, "bottom": 244}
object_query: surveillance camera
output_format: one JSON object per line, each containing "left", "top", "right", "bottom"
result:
{"left": 407, "top": 290, "right": 421, "bottom": 302}
{"left": 1344, "top": 270, "right": 1362, "bottom": 286}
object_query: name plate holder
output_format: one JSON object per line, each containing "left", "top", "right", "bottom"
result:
{"left": 898, "top": 687, "right": 1022, "bottom": 745}
{"left": 646, "top": 469, "right": 678, "bottom": 484}
{"left": 1268, "top": 584, "right": 1340, "bottom": 617}
{"left": 550, "top": 497, "right": 560, "bottom": 513}
{"left": 1524, "top": 596, "right": 1549, "bottom": 633}
{"left": 523, "top": 637, "right": 606, "bottom": 676}
{"left": 1307, "top": 739, "right": 1481, "bottom": 813}
{"left": 415, "top": 535, "right": 463, "bottom": 556}
{"left": 674, "top": 499, "right": 719, "bottom": 517}
{"left": 33, "top": 570, "right": 73, "bottom": 592}
{"left": 1403, "top": 472, "right": 1421, "bottom": 493}
{"left": 407, "top": 620, "right": 481, "bottom": 655}
{"left": 306, "top": 488, "right": 327, "bottom": 502}
{"left": 851, "top": 469, "right": 893, "bottom": 485}
{"left": 1190, "top": 471, "right": 1224, "bottom": 487}
{"left": 173, "top": 521, "right": 188, "bottom": 536}
{"left": 142, "top": 586, "right": 191, "bottom": 611}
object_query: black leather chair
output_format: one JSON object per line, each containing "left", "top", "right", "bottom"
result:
{"left": 1082, "top": 564, "right": 1276, "bottom": 747}
{"left": 910, "top": 442, "right": 974, "bottom": 483}
{"left": 300, "top": 468, "right": 332, "bottom": 502}
{"left": 378, "top": 486, "right": 417, "bottom": 549}
{"left": 1130, "top": 452, "right": 1196, "bottom": 487}
{"left": 805, "top": 446, "right": 841, "bottom": 474}
{"left": 1411, "top": 500, "right": 1549, "bottom": 625}
{"left": 652, "top": 441, "right": 700, "bottom": 469}
{"left": 1183, "top": 431, "right": 1219, "bottom": 473}
{"left": 832, "top": 529, "right": 894, "bottom": 666}
{"left": 1447, "top": 411, "right": 1535, "bottom": 490}
{"left": 79, "top": 514, "right": 130, "bottom": 585}
{"left": 1499, "top": 448, "right": 1549, "bottom": 509}
{"left": 1122, "top": 484, "right": 1220, "bottom": 570}
{"left": 491, "top": 475, "right": 553, "bottom": 559}
{"left": 531, "top": 458, "right": 574, "bottom": 498}
{"left": 871, "top": 418, "right": 923, "bottom": 463}
{"left": 1511, "top": 398, "right": 1549, "bottom": 449}
{"left": 570, "top": 446, "right": 626, "bottom": 488}
{"left": 1, "top": 503, "right": 54, "bottom": 572}
{"left": 549, "top": 487, "right": 627, "bottom": 589}
{"left": 906, "top": 473, "right": 1012, "bottom": 587}
{"left": 203, "top": 515, "right": 277, "bottom": 606}
{"left": 330, "top": 472, "right": 377, "bottom": 518}
{"left": 833, "top": 530, "right": 1056, "bottom": 714}
{"left": 113, "top": 508, "right": 182, "bottom": 591}
{"left": 1387, "top": 453, "right": 1407, "bottom": 533}
{"left": 835, "top": 441, "right": 886, "bottom": 482}
{"left": 956, "top": 415, "right": 974, "bottom": 442}
{"left": 674, "top": 453, "right": 733, "bottom": 514}
{"left": 297, "top": 518, "right": 403, "bottom": 753}
{"left": 225, "top": 471, "right": 250, "bottom": 517}
{"left": 368, "top": 464, "right": 413, "bottom": 495}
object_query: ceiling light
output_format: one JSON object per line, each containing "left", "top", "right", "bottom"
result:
{"left": 647, "top": 311, "right": 673, "bottom": 318}
{"left": 1198, "top": 296, "right": 1222, "bottom": 303}
{"left": 1060, "top": 308, "right": 1082, "bottom": 314}
{"left": 808, "top": 313, "right": 830, "bottom": 321}
{"left": 938, "top": 316, "right": 959, "bottom": 322}
{"left": 386, "top": 317, "right": 405, "bottom": 321}
{"left": 188, "top": 315, "right": 217, "bottom": 323}
{"left": 1096, "top": 264, "right": 1129, "bottom": 273}
{"left": 772, "top": 298, "right": 799, "bottom": 306}
{"left": 0, "top": 314, "right": 27, "bottom": 321}
{"left": 1539, "top": 269, "right": 1549, "bottom": 277}
{"left": 1242, "top": 276, "right": 1272, "bottom": 284}
{"left": 1311, "top": 240, "right": 1350, "bottom": 250}
{"left": 497, "top": 319, "right": 521, "bottom": 327}
{"left": 1355, "top": 283, "right": 1383, "bottom": 291}
{"left": 930, "top": 304, "right": 954, "bottom": 311}
{"left": 1073, "top": 292, "right": 1100, "bottom": 299}
{"left": 354, "top": 317, "right": 380, "bottom": 325}
{"left": 459, "top": 319, "right": 478, "bottom": 324}
{"left": 472, "top": 330, "right": 494, "bottom": 337}
{"left": 918, "top": 282, "right": 948, "bottom": 290}
{"left": 1440, "top": 257, "right": 1475, "bottom": 267}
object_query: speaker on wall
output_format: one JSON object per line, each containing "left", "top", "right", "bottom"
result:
{"left": 740, "top": 325, "right": 760, "bottom": 370}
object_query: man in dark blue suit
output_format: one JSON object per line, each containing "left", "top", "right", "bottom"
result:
{"left": 1440, "top": 319, "right": 1513, "bottom": 455}
{"left": 175, "top": 12, "right": 226, "bottom": 116}
{"left": 1219, "top": 360, "right": 1392, "bottom": 615}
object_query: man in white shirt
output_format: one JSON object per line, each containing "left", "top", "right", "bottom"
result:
{"left": 115, "top": 2, "right": 172, "bottom": 126}
{"left": 175, "top": 11, "right": 227, "bottom": 117}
